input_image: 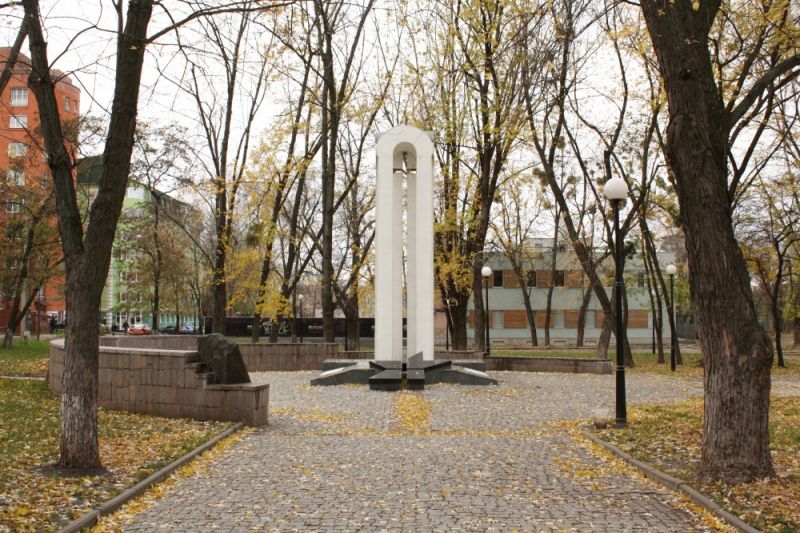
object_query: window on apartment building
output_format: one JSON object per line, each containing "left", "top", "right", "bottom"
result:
{"left": 492, "top": 270, "right": 503, "bottom": 288}
{"left": 526, "top": 270, "right": 537, "bottom": 288}
{"left": 120, "top": 271, "right": 140, "bottom": 283}
{"left": 120, "top": 292, "right": 143, "bottom": 305}
{"left": 6, "top": 258, "right": 23, "bottom": 270}
{"left": 554, "top": 270, "right": 565, "bottom": 287}
{"left": 10, "top": 88, "right": 28, "bottom": 106}
{"left": 7, "top": 169, "right": 24, "bottom": 186}
{"left": 9, "top": 115, "right": 27, "bottom": 129}
{"left": 637, "top": 271, "right": 646, "bottom": 288}
{"left": 8, "top": 142, "right": 27, "bottom": 158}
{"left": 4, "top": 201, "right": 21, "bottom": 214}
{"left": 64, "top": 96, "right": 70, "bottom": 111}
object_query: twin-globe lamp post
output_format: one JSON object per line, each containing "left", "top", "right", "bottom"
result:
{"left": 481, "top": 265, "right": 493, "bottom": 356}
{"left": 665, "top": 263, "right": 677, "bottom": 372}
{"left": 604, "top": 175, "right": 628, "bottom": 427}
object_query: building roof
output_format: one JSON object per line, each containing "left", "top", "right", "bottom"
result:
{"left": 76, "top": 155, "right": 103, "bottom": 185}
{"left": 0, "top": 48, "right": 75, "bottom": 86}
{"left": 76, "top": 155, "right": 193, "bottom": 212}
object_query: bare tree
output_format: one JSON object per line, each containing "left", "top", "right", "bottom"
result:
{"left": 18, "top": 0, "right": 287, "bottom": 469}
{"left": 407, "top": 0, "right": 533, "bottom": 350}
{"left": 491, "top": 174, "right": 543, "bottom": 347}
{"left": 176, "top": 4, "right": 272, "bottom": 334}
{"left": 313, "top": 0, "right": 377, "bottom": 342}
{"left": 638, "top": 0, "right": 800, "bottom": 482}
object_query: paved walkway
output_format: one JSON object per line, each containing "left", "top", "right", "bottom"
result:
{"left": 121, "top": 372, "right": 798, "bottom": 532}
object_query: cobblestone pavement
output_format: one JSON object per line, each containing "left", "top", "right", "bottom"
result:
{"left": 122, "top": 372, "right": 799, "bottom": 532}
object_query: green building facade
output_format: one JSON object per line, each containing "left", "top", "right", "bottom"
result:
{"left": 77, "top": 157, "right": 201, "bottom": 331}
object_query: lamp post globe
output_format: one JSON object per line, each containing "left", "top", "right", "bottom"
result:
{"left": 666, "top": 264, "right": 677, "bottom": 371}
{"left": 604, "top": 176, "right": 628, "bottom": 427}
{"left": 481, "top": 266, "right": 492, "bottom": 278}
{"left": 604, "top": 176, "right": 627, "bottom": 200}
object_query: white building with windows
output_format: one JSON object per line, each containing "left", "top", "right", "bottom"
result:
{"left": 463, "top": 239, "right": 675, "bottom": 347}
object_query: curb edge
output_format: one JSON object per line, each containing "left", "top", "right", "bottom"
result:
{"left": 57, "top": 421, "right": 245, "bottom": 533}
{"left": 580, "top": 427, "right": 760, "bottom": 533}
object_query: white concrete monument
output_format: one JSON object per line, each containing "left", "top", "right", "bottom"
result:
{"left": 375, "top": 125, "right": 435, "bottom": 361}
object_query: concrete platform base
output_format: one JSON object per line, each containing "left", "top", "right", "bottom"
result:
{"left": 311, "top": 354, "right": 497, "bottom": 390}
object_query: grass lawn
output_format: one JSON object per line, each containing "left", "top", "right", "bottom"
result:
{"left": 0, "top": 340, "right": 52, "bottom": 377}
{"left": 0, "top": 378, "right": 232, "bottom": 533}
{"left": 593, "top": 397, "right": 800, "bottom": 532}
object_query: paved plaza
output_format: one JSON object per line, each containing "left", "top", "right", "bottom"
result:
{"left": 121, "top": 372, "right": 800, "bottom": 532}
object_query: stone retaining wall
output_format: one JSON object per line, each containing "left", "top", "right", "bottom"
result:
{"left": 238, "top": 343, "right": 339, "bottom": 371}
{"left": 340, "top": 349, "right": 482, "bottom": 361}
{"left": 49, "top": 340, "right": 268, "bottom": 426}
{"left": 100, "top": 335, "right": 197, "bottom": 351}
{"left": 485, "top": 356, "right": 612, "bottom": 374}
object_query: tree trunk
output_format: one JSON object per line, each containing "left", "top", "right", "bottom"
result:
{"left": 617, "top": 282, "right": 634, "bottom": 367}
{"left": 656, "top": 304, "right": 664, "bottom": 364}
{"left": 771, "top": 255, "right": 785, "bottom": 367}
{"left": 521, "top": 281, "right": 538, "bottom": 347}
{"left": 269, "top": 316, "right": 281, "bottom": 343}
{"left": 472, "top": 269, "right": 486, "bottom": 353}
{"left": 544, "top": 216, "right": 559, "bottom": 346}
{"left": 212, "top": 279, "right": 226, "bottom": 334}
{"left": 3, "top": 292, "right": 22, "bottom": 349}
{"left": 642, "top": 240, "right": 664, "bottom": 363}
{"left": 23, "top": 0, "right": 154, "bottom": 470}
{"left": 575, "top": 285, "right": 593, "bottom": 348}
{"left": 508, "top": 258, "right": 538, "bottom": 346}
{"left": 449, "top": 300, "right": 469, "bottom": 350}
{"left": 345, "top": 293, "right": 360, "bottom": 351}
{"left": 59, "top": 285, "right": 101, "bottom": 468}
{"left": 772, "top": 298, "right": 784, "bottom": 367}
{"left": 641, "top": 0, "right": 775, "bottom": 483}
{"left": 151, "top": 203, "right": 161, "bottom": 332}
{"left": 174, "top": 278, "right": 181, "bottom": 331}
{"left": 3, "top": 328, "right": 13, "bottom": 348}
{"left": 318, "top": 10, "right": 337, "bottom": 344}
{"left": 597, "top": 315, "right": 611, "bottom": 359}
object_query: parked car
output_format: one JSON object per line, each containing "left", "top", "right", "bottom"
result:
{"left": 160, "top": 324, "right": 178, "bottom": 334}
{"left": 180, "top": 324, "right": 198, "bottom": 334}
{"left": 127, "top": 323, "right": 152, "bottom": 335}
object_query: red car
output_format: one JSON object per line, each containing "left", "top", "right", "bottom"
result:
{"left": 127, "top": 323, "right": 152, "bottom": 335}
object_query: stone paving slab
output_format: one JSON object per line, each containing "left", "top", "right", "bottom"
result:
{"left": 121, "top": 372, "right": 798, "bottom": 532}
{"left": 123, "top": 434, "right": 701, "bottom": 532}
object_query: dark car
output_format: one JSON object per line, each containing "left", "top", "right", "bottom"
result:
{"left": 160, "top": 325, "right": 178, "bottom": 334}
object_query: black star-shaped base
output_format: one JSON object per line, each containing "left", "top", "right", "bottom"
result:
{"left": 368, "top": 352, "right": 452, "bottom": 390}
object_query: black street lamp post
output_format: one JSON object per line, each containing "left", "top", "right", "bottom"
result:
{"left": 298, "top": 294, "right": 304, "bottom": 344}
{"left": 666, "top": 264, "right": 677, "bottom": 372}
{"left": 605, "top": 176, "right": 628, "bottom": 427}
{"left": 481, "top": 265, "right": 492, "bottom": 356}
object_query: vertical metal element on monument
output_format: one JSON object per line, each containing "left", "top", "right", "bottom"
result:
{"left": 375, "top": 125, "right": 435, "bottom": 361}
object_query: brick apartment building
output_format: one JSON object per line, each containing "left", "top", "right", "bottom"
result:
{"left": 0, "top": 48, "right": 80, "bottom": 334}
